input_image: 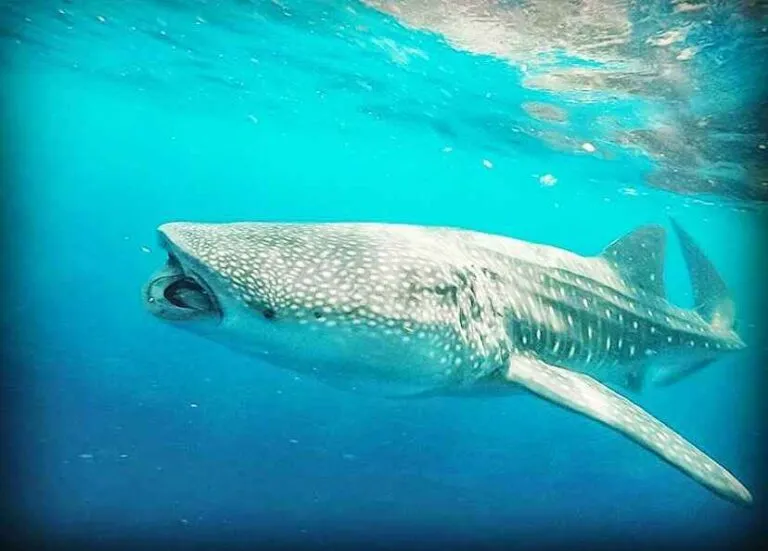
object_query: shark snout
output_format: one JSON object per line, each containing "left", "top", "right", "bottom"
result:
{"left": 156, "top": 222, "right": 211, "bottom": 254}
{"left": 143, "top": 226, "right": 223, "bottom": 323}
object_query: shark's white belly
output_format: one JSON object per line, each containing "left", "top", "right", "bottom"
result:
{"left": 215, "top": 312, "right": 494, "bottom": 397}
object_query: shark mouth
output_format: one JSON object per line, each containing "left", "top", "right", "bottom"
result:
{"left": 143, "top": 253, "right": 222, "bottom": 321}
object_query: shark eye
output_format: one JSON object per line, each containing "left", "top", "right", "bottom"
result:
{"left": 164, "top": 277, "right": 214, "bottom": 312}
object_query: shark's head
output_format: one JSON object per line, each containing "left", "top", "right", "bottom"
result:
{"left": 141, "top": 221, "right": 461, "bottom": 395}
{"left": 141, "top": 221, "right": 400, "bottom": 371}
{"left": 142, "top": 222, "right": 291, "bottom": 334}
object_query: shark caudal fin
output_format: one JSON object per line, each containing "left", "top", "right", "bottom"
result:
{"left": 670, "top": 219, "right": 736, "bottom": 332}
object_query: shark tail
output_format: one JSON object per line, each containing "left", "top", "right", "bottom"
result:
{"left": 671, "top": 219, "right": 736, "bottom": 333}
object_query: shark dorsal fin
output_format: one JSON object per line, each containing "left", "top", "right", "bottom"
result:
{"left": 601, "top": 225, "right": 666, "bottom": 298}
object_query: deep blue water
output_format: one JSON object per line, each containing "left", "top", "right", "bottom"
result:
{"left": 2, "top": 1, "right": 767, "bottom": 549}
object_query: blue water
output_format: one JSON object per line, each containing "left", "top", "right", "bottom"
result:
{"left": 2, "top": 1, "right": 767, "bottom": 548}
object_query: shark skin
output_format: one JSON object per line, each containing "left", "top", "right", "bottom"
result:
{"left": 142, "top": 220, "right": 751, "bottom": 506}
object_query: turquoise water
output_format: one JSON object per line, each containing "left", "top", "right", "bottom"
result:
{"left": 2, "top": 0, "right": 767, "bottom": 548}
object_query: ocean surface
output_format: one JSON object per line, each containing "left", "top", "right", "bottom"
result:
{"left": 1, "top": 1, "right": 767, "bottom": 549}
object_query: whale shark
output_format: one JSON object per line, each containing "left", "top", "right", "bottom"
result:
{"left": 143, "top": 220, "right": 751, "bottom": 505}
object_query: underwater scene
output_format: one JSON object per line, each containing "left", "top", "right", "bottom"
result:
{"left": 2, "top": 0, "right": 767, "bottom": 549}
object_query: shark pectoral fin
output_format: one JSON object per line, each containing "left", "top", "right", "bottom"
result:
{"left": 504, "top": 356, "right": 752, "bottom": 506}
